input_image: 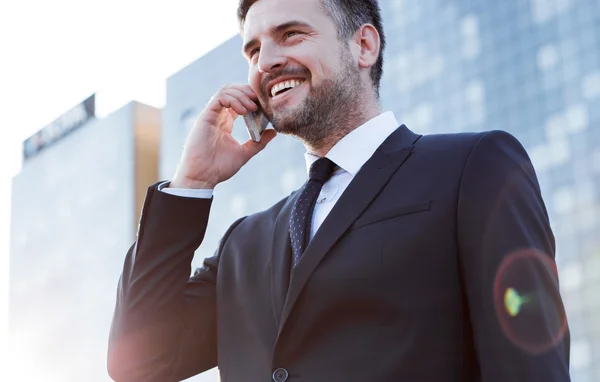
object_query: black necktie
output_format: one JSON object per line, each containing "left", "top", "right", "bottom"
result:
{"left": 290, "top": 157, "right": 336, "bottom": 267}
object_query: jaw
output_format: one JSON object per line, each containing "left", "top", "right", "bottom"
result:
{"left": 271, "top": 73, "right": 370, "bottom": 149}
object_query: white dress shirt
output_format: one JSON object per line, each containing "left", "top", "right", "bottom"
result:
{"left": 161, "top": 111, "right": 400, "bottom": 240}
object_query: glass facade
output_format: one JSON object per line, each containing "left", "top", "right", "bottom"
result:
{"left": 163, "top": 1, "right": 599, "bottom": 381}
{"left": 377, "top": 1, "right": 600, "bottom": 380}
{"left": 9, "top": 102, "right": 160, "bottom": 381}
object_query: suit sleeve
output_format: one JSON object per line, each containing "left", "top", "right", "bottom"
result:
{"left": 107, "top": 182, "right": 245, "bottom": 382}
{"left": 457, "top": 131, "right": 570, "bottom": 381}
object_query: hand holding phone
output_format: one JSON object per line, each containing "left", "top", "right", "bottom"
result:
{"left": 243, "top": 104, "right": 270, "bottom": 142}
{"left": 170, "top": 84, "right": 276, "bottom": 189}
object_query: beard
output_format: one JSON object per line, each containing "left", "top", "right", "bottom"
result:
{"left": 262, "top": 48, "right": 365, "bottom": 148}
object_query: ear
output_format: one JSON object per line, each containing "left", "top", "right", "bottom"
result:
{"left": 353, "top": 24, "right": 380, "bottom": 69}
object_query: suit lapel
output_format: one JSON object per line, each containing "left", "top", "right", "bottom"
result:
{"left": 277, "top": 125, "right": 421, "bottom": 336}
{"left": 270, "top": 188, "right": 302, "bottom": 328}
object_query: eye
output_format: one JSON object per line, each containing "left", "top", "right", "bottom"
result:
{"left": 250, "top": 48, "right": 260, "bottom": 58}
{"left": 285, "top": 31, "right": 300, "bottom": 39}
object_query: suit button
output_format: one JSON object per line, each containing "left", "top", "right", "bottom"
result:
{"left": 272, "top": 368, "right": 289, "bottom": 382}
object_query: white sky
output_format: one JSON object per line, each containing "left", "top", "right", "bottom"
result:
{"left": 0, "top": 0, "right": 242, "bottom": 375}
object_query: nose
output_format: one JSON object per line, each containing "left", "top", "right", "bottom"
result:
{"left": 257, "top": 44, "right": 287, "bottom": 74}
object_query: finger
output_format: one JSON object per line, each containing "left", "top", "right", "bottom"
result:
{"left": 211, "top": 88, "right": 257, "bottom": 114}
{"left": 217, "top": 94, "right": 248, "bottom": 116}
{"left": 240, "top": 129, "right": 277, "bottom": 162}
{"left": 226, "top": 84, "right": 259, "bottom": 101}
{"left": 228, "top": 108, "right": 239, "bottom": 121}
{"left": 225, "top": 88, "right": 258, "bottom": 112}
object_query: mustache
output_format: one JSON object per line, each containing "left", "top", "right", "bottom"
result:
{"left": 261, "top": 67, "right": 310, "bottom": 96}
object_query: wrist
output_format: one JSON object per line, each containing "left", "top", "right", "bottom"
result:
{"left": 170, "top": 175, "right": 216, "bottom": 190}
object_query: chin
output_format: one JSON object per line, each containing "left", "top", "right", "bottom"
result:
{"left": 271, "top": 94, "right": 305, "bottom": 111}
{"left": 270, "top": 101, "right": 302, "bottom": 122}
{"left": 270, "top": 114, "right": 297, "bottom": 133}
{"left": 270, "top": 111, "right": 311, "bottom": 137}
{"left": 269, "top": 115, "right": 295, "bottom": 134}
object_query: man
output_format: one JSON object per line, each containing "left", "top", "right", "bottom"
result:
{"left": 108, "top": 0, "right": 571, "bottom": 381}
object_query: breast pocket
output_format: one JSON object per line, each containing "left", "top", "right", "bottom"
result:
{"left": 350, "top": 201, "right": 432, "bottom": 230}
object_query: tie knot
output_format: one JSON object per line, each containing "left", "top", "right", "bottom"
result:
{"left": 309, "top": 157, "right": 336, "bottom": 184}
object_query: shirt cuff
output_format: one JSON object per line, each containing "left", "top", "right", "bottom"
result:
{"left": 158, "top": 181, "right": 214, "bottom": 199}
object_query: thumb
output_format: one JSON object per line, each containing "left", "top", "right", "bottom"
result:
{"left": 241, "top": 129, "right": 277, "bottom": 161}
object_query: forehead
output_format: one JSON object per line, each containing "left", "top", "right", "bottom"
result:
{"left": 242, "top": 0, "right": 329, "bottom": 40}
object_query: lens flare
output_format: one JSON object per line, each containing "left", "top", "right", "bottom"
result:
{"left": 504, "top": 287, "right": 530, "bottom": 317}
{"left": 494, "top": 249, "right": 568, "bottom": 355}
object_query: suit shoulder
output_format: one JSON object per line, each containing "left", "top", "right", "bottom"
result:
{"left": 417, "top": 129, "right": 523, "bottom": 153}
{"left": 407, "top": 130, "right": 529, "bottom": 178}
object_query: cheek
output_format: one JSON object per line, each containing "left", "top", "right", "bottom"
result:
{"left": 299, "top": 59, "right": 328, "bottom": 83}
{"left": 247, "top": 67, "right": 262, "bottom": 96}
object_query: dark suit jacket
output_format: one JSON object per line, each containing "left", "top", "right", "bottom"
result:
{"left": 108, "top": 126, "right": 570, "bottom": 382}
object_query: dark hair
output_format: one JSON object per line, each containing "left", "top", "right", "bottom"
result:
{"left": 237, "top": 0, "right": 386, "bottom": 98}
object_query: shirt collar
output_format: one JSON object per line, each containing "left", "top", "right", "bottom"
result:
{"left": 304, "top": 111, "right": 399, "bottom": 177}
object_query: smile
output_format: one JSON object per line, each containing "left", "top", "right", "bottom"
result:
{"left": 270, "top": 79, "right": 305, "bottom": 98}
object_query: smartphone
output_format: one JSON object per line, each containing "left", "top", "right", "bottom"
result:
{"left": 243, "top": 105, "right": 270, "bottom": 142}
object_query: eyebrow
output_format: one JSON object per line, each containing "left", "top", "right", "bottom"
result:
{"left": 242, "top": 20, "right": 314, "bottom": 57}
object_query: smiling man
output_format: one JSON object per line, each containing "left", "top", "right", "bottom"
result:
{"left": 241, "top": 0, "right": 376, "bottom": 153}
{"left": 107, "top": 0, "right": 571, "bottom": 381}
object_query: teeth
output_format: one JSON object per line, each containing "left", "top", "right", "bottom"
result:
{"left": 271, "top": 79, "right": 304, "bottom": 97}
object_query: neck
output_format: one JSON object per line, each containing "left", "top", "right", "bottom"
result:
{"left": 304, "top": 101, "right": 382, "bottom": 158}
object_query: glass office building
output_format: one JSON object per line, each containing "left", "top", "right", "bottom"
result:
{"left": 377, "top": 1, "right": 600, "bottom": 380}
{"left": 9, "top": 100, "right": 161, "bottom": 381}
{"left": 162, "top": 0, "right": 600, "bottom": 381}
